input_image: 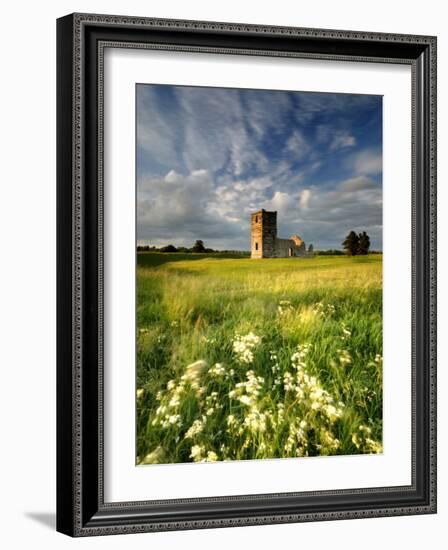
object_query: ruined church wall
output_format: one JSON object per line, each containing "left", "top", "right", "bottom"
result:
{"left": 250, "top": 210, "right": 311, "bottom": 258}
{"left": 261, "top": 212, "right": 277, "bottom": 257}
{"left": 276, "top": 238, "right": 293, "bottom": 258}
{"left": 250, "top": 213, "right": 263, "bottom": 258}
{"left": 250, "top": 210, "right": 277, "bottom": 258}
{"left": 276, "top": 238, "right": 307, "bottom": 257}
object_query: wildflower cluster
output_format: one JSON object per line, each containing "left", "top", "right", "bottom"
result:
{"left": 227, "top": 370, "right": 271, "bottom": 445}
{"left": 336, "top": 348, "right": 352, "bottom": 366}
{"left": 290, "top": 344, "right": 344, "bottom": 424}
{"left": 311, "top": 302, "right": 336, "bottom": 318}
{"left": 139, "top": 323, "right": 382, "bottom": 464}
{"left": 208, "top": 362, "right": 226, "bottom": 377}
{"left": 147, "top": 359, "right": 224, "bottom": 462}
{"left": 352, "top": 425, "right": 383, "bottom": 454}
{"left": 229, "top": 342, "right": 346, "bottom": 457}
{"left": 151, "top": 359, "right": 207, "bottom": 429}
{"left": 341, "top": 323, "right": 351, "bottom": 340}
{"left": 184, "top": 417, "right": 206, "bottom": 439}
{"left": 232, "top": 332, "right": 261, "bottom": 364}
{"left": 270, "top": 350, "right": 282, "bottom": 387}
{"left": 190, "top": 445, "right": 218, "bottom": 462}
{"left": 228, "top": 370, "right": 264, "bottom": 407}
{"left": 277, "top": 300, "right": 294, "bottom": 316}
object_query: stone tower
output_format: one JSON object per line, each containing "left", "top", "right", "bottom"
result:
{"left": 251, "top": 209, "right": 277, "bottom": 258}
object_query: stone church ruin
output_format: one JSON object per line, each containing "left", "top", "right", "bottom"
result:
{"left": 250, "top": 209, "right": 313, "bottom": 259}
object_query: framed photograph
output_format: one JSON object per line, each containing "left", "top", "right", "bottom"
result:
{"left": 57, "top": 13, "right": 437, "bottom": 536}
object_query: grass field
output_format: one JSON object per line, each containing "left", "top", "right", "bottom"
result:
{"left": 136, "top": 252, "right": 383, "bottom": 465}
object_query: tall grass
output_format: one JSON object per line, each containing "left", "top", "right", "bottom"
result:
{"left": 136, "top": 253, "right": 382, "bottom": 465}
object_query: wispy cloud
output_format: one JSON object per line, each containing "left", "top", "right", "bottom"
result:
{"left": 351, "top": 150, "right": 383, "bottom": 175}
{"left": 329, "top": 131, "right": 356, "bottom": 151}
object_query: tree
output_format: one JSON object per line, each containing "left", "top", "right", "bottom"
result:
{"left": 160, "top": 244, "right": 177, "bottom": 253}
{"left": 342, "top": 231, "right": 360, "bottom": 256}
{"left": 358, "top": 231, "right": 371, "bottom": 255}
{"left": 191, "top": 239, "right": 206, "bottom": 253}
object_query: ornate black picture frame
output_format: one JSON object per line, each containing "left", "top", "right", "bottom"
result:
{"left": 57, "top": 13, "right": 437, "bottom": 537}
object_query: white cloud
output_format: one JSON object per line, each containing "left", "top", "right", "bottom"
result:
{"left": 316, "top": 125, "right": 356, "bottom": 152}
{"left": 138, "top": 168, "right": 382, "bottom": 250}
{"left": 286, "top": 130, "right": 310, "bottom": 160}
{"left": 329, "top": 132, "right": 356, "bottom": 151}
{"left": 340, "top": 176, "right": 378, "bottom": 192}
{"left": 352, "top": 150, "right": 382, "bottom": 175}
{"left": 254, "top": 175, "right": 382, "bottom": 248}
{"left": 299, "top": 189, "right": 312, "bottom": 208}
{"left": 264, "top": 191, "right": 293, "bottom": 216}
{"left": 138, "top": 169, "right": 253, "bottom": 248}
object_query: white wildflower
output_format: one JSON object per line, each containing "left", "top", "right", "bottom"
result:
{"left": 341, "top": 323, "right": 351, "bottom": 339}
{"left": 283, "top": 371, "right": 295, "bottom": 392}
{"left": 204, "top": 451, "right": 218, "bottom": 462}
{"left": 209, "top": 363, "right": 226, "bottom": 377}
{"left": 323, "top": 404, "right": 342, "bottom": 422}
{"left": 238, "top": 395, "right": 252, "bottom": 406}
{"left": 291, "top": 343, "right": 311, "bottom": 369}
{"left": 243, "top": 410, "right": 267, "bottom": 433}
{"left": 232, "top": 332, "right": 261, "bottom": 364}
{"left": 320, "top": 428, "right": 340, "bottom": 451}
{"left": 168, "top": 414, "right": 181, "bottom": 425}
{"left": 227, "top": 415, "right": 237, "bottom": 427}
{"left": 277, "top": 300, "right": 294, "bottom": 316}
{"left": 337, "top": 349, "right": 352, "bottom": 366}
{"left": 184, "top": 419, "right": 205, "bottom": 439}
{"left": 190, "top": 444, "right": 205, "bottom": 462}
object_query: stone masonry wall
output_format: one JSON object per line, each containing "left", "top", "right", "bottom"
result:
{"left": 251, "top": 210, "right": 311, "bottom": 258}
{"left": 276, "top": 238, "right": 306, "bottom": 257}
{"left": 250, "top": 211, "right": 263, "bottom": 258}
{"left": 261, "top": 211, "right": 277, "bottom": 257}
{"left": 250, "top": 210, "right": 277, "bottom": 258}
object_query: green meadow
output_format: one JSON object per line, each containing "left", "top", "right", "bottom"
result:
{"left": 136, "top": 253, "right": 383, "bottom": 465}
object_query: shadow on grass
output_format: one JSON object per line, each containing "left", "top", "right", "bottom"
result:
{"left": 137, "top": 251, "right": 249, "bottom": 268}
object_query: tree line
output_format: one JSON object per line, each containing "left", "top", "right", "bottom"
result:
{"left": 137, "top": 239, "right": 213, "bottom": 253}
{"left": 342, "top": 231, "right": 371, "bottom": 256}
{"left": 138, "top": 236, "right": 375, "bottom": 256}
{"left": 136, "top": 240, "right": 244, "bottom": 254}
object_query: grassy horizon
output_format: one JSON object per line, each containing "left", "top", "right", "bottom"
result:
{"left": 136, "top": 253, "right": 382, "bottom": 465}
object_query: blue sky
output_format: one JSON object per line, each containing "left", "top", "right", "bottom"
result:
{"left": 136, "top": 84, "right": 382, "bottom": 250}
